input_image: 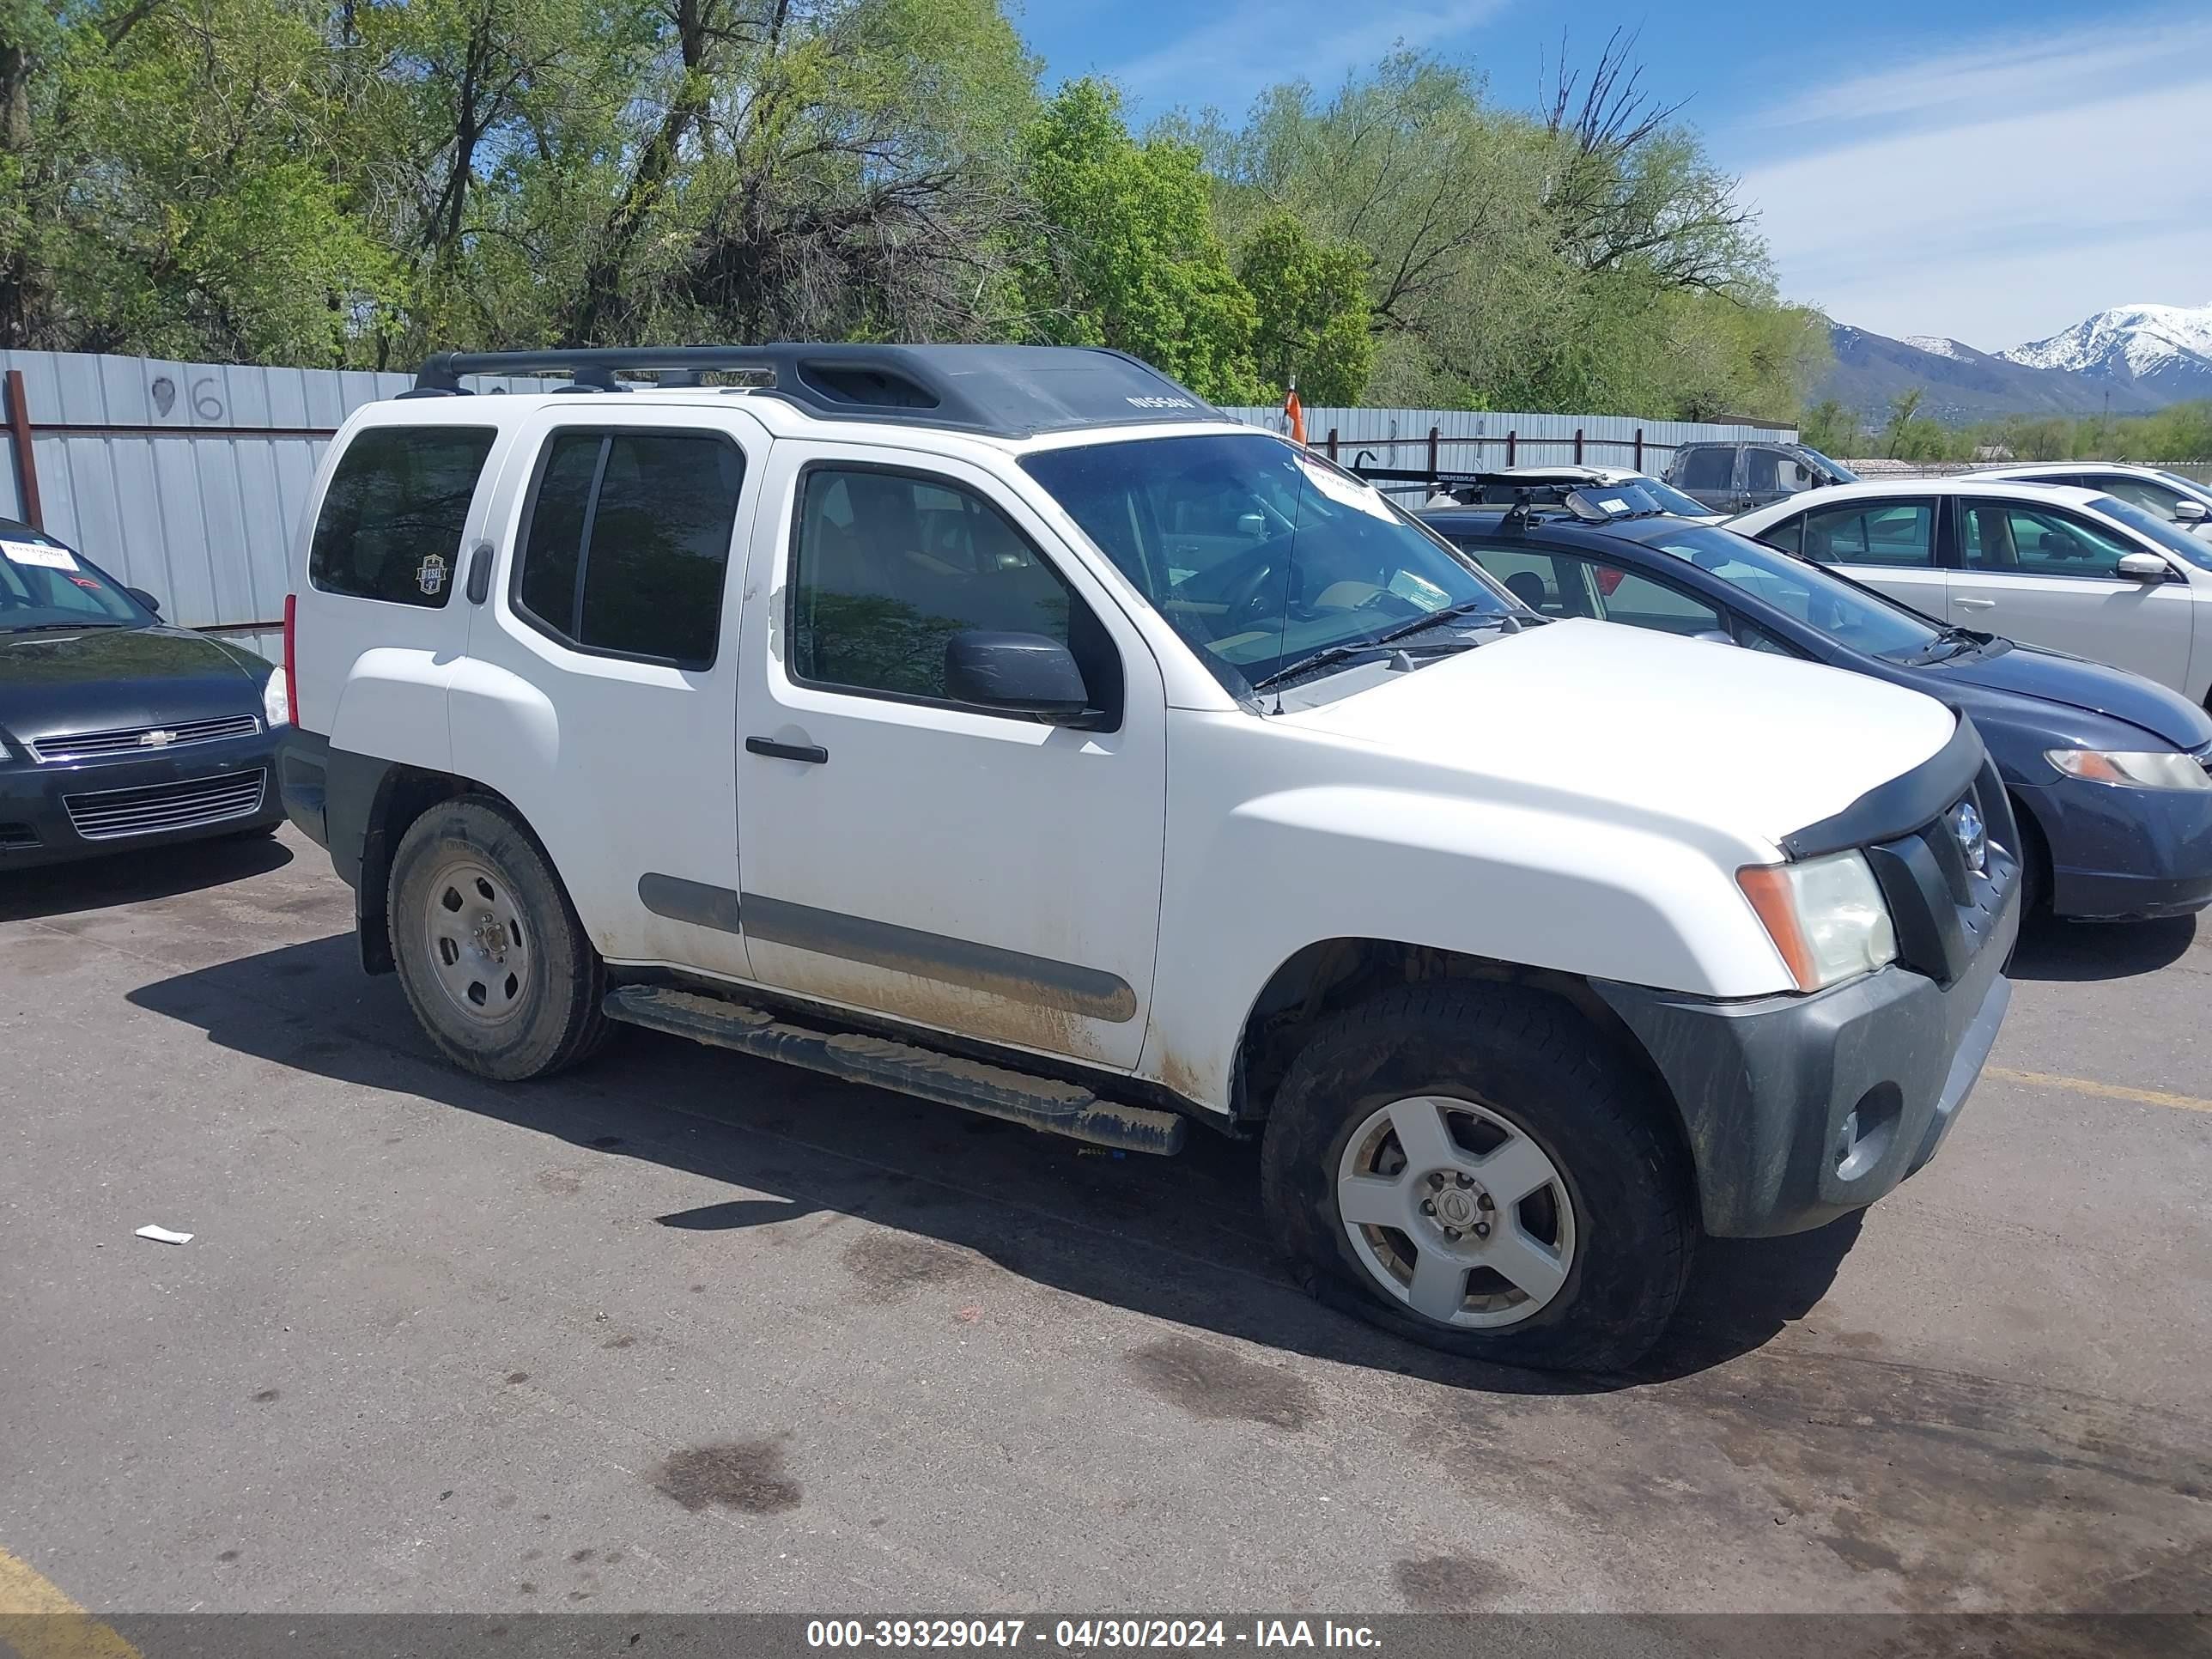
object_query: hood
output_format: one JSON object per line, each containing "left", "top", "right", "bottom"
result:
{"left": 0, "top": 623, "right": 264, "bottom": 742}
{"left": 1929, "top": 641, "right": 2212, "bottom": 751}
{"left": 1277, "top": 617, "right": 1958, "bottom": 853}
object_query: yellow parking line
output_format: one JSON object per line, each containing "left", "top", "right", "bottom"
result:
{"left": 0, "top": 1547, "right": 141, "bottom": 1659}
{"left": 1986, "top": 1066, "right": 2212, "bottom": 1115}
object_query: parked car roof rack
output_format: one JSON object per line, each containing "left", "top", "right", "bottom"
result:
{"left": 404, "top": 343, "right": 1224, "bottom": 440}
{"left": 1358, "top": 463, "right": 1661, "bottom": 526}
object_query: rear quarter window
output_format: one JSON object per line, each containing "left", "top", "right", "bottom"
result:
{"left": 309, "top": 426, "right": 496, "bottom": 607}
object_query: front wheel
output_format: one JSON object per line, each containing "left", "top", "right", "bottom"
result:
{"left": 387, "top": 797, "right": 607, "bottom": 1081}
{"left": 1260, "top": 984, "right": 1695, "bottom": 1373}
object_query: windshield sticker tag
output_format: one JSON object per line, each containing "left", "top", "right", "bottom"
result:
{"left": 416, "top": 553, "right": 448, "bottom": 595}
{"left": 1599, "top": 496, "right": 1630, "bottom": 514}
{"left": 69, "top": 574, "right": 102, "bottom": 589}
{"left": 3, "top": 538, "right": 77, "bottom": 571}
{"left": 1388, "top": 569, "right": 1450, "bottom": 610}
{"left": 1294, "top": 456, "right": 1395, "bottom": 522}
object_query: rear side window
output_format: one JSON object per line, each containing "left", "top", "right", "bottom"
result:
{"left": 309, "top": 426, "right": 495, "bottom": 606}
{"left": 512, "top": 430, "right": 746, "bottom": 669}
{"left": 1676, "top": 448, "right": 1735, "bottom": 491}
{"left": 1755, "top": 514, "right": 1803, "bottom": 556}
{"left": 1798, "top": 501, "right": 1935, "bottom": 568}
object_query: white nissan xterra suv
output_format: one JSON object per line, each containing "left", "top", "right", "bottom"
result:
{"left": 276, "top": 345, "right": 2020, "bottom": 1372}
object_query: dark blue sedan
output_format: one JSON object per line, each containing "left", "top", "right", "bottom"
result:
{"left": 1, "top": 519, "right": 287, "bottom": 867}
{"left": 1419, "top": 495, "right": 2212, "bottom": 921}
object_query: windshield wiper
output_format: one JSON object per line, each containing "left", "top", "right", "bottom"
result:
{"left": 1900, "top": 624, "right": 1987, "bottom": 664}
{"left": 7, "top": 620, "right": 127, "bottom": 633}
{"left": 1249, "top": 604, "right": 1531, "bottom": 694}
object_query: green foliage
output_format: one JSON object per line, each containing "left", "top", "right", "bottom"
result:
{"left": 1012, "top": 79, "right": 1260, "bottom": 403}
{"left": 0, "top": 3, "right": 1831, "bottom": 423}
{"left": 1234, "top": 211, "right": 1371, "bottom": 404}
{"left": 1847, "top": 398, "right": 2212, "bottom": 465}
{"left": 1797, "top": 398, "right": 1861, "bottom": 457}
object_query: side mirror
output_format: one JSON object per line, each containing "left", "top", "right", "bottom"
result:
{"left": 943, "top": 631, "right": 1091, "bottom": 720}
{"left": 126, "top": 586, "right": 162, "bottom": 616}
{"left": 1237, "top": 511, "right": 1267, "bottom": 538}
{"left": 1690, "top": 629, "right": 1739, "bottom": 646}
{"left": 2117, "top": 551, "right": 2172, "bottom": 583}
{"left": 2172, "top": 500, "right": 2208, "bottom": 524}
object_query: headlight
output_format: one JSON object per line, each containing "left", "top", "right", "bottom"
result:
{"left": 262, "top": 667, "right": 292, "bottom": 729}
{"left": 1738, "top": 850, "right": 1899, "bottom": 993}
{"left": 2045, "top": 748, "right": 2209, "bottom": 791}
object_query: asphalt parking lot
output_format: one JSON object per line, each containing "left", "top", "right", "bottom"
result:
{"left": 2, "top": 826, "right": 2208, "bottom": 1619}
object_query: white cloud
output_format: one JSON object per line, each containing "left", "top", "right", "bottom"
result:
{"left": 1104, "top": 0, "right": 1505, "bottom": 118}
{"left": 1733, "top": 35, "right": 2212, "bottom": 349}
{"left": 1749, "top": 13, "right": 2212, "bottom": 132}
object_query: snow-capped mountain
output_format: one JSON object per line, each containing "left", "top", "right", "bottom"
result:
{"left": 1999, "top": 301, "right": 2212, "bottom": 400}
{"left": 1816, "top": 324, "right": 2167, "bottom": 422}
{"left": 1901, "top": 335, "right": 1973, "bottom": 362}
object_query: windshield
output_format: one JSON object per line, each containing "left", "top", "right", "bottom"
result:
{"left": 1636, "top": 524, "right": 1943, "bottom": 659}
{"left": 1621, "top": 476, "right": 1717, "bottom": 517}
{"left": 2087, "top": 496, "right": 2212, "bottom": 571}
{"left": 1022, "top": 433, "right": 1516, "bottom": 694}
{"left": 0, "top": 533, "right": 149, "bottom": 631}
{"left": 1797, "top": 447, "right": 1860, "bottom": 483}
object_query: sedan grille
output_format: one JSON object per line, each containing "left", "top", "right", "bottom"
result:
{"left": 28, "top": 714, "right": 260, "bottom": 763}
{"left": 64, "top": 769, "right": 266, "bottom": 842}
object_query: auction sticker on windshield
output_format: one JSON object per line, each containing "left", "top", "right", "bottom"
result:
{"left": 3, "top": 538, "right": 77, "bottom": 570}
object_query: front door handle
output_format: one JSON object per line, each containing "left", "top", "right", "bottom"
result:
{"left": 1955, "top": 598, "right": 1996, "bottom": 610}
{"left": 746, "top": 736, "right": 828, "bottom": 764}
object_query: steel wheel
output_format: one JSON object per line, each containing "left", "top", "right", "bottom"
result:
{"left": 1334, "top": 1094, "right": 1577, "bottom": 1330}
{"left": 420, "top": 854, "right": 533, "bottom": 1029}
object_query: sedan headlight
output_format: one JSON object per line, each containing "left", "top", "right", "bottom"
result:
{"left": 1738, "top": 851, "right": 1899, "bottom": 993}
{"left": 262, "top": 667, "right": 292, "bottom": 729}
{"left": 2045, "top": 748, "right": 2209, "bottom": 792}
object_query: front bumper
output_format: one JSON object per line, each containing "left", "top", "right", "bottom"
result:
{"left": 2016, "top": 776, "right": 2212, "bottom": 921}
{"left": 1596, "top": 927, "right": 2013, "bottom": 1237}
{"left": 0, "top": 732, "right": 283, "bottom": 868}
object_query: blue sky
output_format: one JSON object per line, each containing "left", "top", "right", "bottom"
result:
{"left": 1017, "top": 0, "right": 2212, "bottom": 352}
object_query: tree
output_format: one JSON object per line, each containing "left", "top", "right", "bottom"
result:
{"left": 0, "top": 0, "right": 393, "bottom": 360}
{"left": 1011, "top": 79, "right": 1259, "bottom": 402}
{"left": 1797, "top": 398, "right": 1860, "bottom": 457}
{"left": 1234, "top": 211, "right": 1370, "bottom": 404}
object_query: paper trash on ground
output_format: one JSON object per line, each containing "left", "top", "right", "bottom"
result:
{"left": 134, "top": 1224, "right": 194, "bottom": 1245}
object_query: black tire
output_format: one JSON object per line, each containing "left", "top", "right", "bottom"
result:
{"left": 2010, "top": 794, "right": 2051, "bottom": 919}
{"left": 1260, "top": 983, "right": 1695, "bottom": 1373}
{"left": 387, "top": 796, "right": 607, "bottom": 1082}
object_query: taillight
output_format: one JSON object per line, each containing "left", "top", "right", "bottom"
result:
{"left": 282, "top": 592, "right": 300, "bottom": 726}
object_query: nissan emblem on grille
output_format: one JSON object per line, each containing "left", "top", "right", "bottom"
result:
{"left": 1950, "top": 799, "right": 1987, "bottom": 876}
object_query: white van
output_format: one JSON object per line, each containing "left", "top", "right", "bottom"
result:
{"left": 276, "top": 345, "right": 2020, "bottom": 1371}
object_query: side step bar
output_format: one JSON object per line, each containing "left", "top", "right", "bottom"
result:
{"left": 603, "top": 986, "right": 1187, "bottom": 1156}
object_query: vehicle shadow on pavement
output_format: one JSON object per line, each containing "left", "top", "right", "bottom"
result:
{"left": 0, "top": 832, "right": 292, "bottom": 924}
{"left": 128, "top": 932, "right": 1863, "bottom": 1397}
{"left": 2006, "top": 912, "right": 2197, "bottom": 983}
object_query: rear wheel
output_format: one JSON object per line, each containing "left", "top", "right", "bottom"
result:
{"left": 388, "top": 798, "right": 606, "bottom": 1081}
{"left": 1260, "top": 984, "right": 1694, "bottom": 1373}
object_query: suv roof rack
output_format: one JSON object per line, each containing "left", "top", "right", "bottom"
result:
{"left": 1357, "top": 463, "right": 1659, "bottom": 527}
{"left": 404, "top": 343, "right": 1224, "bottom": 440}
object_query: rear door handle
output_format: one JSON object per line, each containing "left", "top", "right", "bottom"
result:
{"left": 746, "top": 737, "right": 828, "bottom": 764}
{"left": 1955, "top": 598, "right": 1996, "bottom": 610}
{"left": 465, "top": 542, "right": 494, "bottom": 605}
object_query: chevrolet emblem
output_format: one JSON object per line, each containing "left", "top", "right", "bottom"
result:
{"left": 139, "top": 729, "right": 176, "bottom": 748}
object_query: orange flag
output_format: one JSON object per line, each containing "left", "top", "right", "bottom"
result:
{"left": 1284, "top": 385, "right": 1306, "bottom": 446}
